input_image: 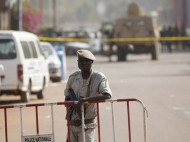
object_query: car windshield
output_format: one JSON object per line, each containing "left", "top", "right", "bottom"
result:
{"left": 0, "top": 39, "right": 16, "bottom": 59}
{"left": 62, "top": 30, "right": 97, "bottom": 39}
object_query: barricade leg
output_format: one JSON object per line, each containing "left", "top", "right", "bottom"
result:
{"left": 51, "top": 105, "right": 55, "bottom": 135}
{"left": 81, "top": 105, "right": 85, "bottom": 142}
{"left": 66, "top": 106, "right": 71, "bottom": 142}
{"left": 4, "top": 108, "right": 8, "bottom": 142}
{"left": 127, "top": 101, "right": 132, "bottom": 142}
{"left": 35, "top": 106, "right": 39, "bottom": 135}
{"left": 111, "top": 102, "right": 116, "bottom": 142}
{"left": 96, "top": 103, "right": 101, "bottom": 142}
{"left": 20, "top": 107, "right": 23, "bottom": 137}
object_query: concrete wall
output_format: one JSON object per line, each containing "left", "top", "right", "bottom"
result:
{"left": 0, "top": 0, "right": 16, "bottom": 30}
{"left": 0, "top": 11, "right": 11, "bottom": 30}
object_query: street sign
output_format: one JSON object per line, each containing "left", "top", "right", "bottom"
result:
{"left": 22, "top": 134, "right": 54, "bottom": 142}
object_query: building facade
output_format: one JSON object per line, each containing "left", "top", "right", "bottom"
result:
{"left": 0, "top": 0, "right": 16, "bottom": 30}
{"left": 174, "top": 0, "right": 190, "bottom": 29}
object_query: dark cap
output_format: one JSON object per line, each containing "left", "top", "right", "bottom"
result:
{"left": 77, "top": 50, "right": 95, "bottom": 61}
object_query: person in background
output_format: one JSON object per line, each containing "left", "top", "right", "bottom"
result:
{"left": 64, "top": 49, "right": 112, "bottom": 142}
{"left": 160, "top": 26, "right": 167, "bottom": 52}
{"left": 180, "top": 25, "right": 188, "bottom": 50}
{"left": 173, "top": 24, "right": 180, "bottom": 50}
{"left": 166, "top": 26, "right": 173, "bottom": 53}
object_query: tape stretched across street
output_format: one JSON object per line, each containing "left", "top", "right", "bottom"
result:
{"left": 40, "top": 37, "right": 89, "bottom": 42}
{"left": 39, "top": 36, "right": 190, "bottom": 42}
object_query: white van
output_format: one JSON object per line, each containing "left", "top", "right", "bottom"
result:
{"left": 0, "top": 31, "right": 49, "bottom": 102}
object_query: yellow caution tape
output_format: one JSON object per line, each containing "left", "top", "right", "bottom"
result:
{"left": 39, "top": 37, "right": 89, "bottom": 42}
{"left": 105, "top": 37, "right": 190, "bottom": 42}
{"left": 39, "top": 36, "right": 190, "bottom": 42}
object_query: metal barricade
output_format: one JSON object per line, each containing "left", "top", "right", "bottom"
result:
{"left": 0, "top": 98, "right": 148, "bottom": 142}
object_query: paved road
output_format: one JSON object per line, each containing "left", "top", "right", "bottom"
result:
{"left": 0, "top": 52, "right": 190, "bottom": 142}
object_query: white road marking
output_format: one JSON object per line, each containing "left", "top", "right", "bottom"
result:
{"left": 172, "top": 106, "right": 185, "bottom": 110}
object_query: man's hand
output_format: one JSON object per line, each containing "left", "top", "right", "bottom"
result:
{"left": 74, "top": 98, "right": 85, "bottom": 118}
{"left": 65, "top": 96, "right": 71, "bottom": 101}
{"left": 65, "top": 96, "right": 74, "bottom": 107}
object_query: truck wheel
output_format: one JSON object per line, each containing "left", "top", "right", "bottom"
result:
{"left": 21, "top": 83, "right": 31, "bottom": 102}
{"left": 151, "top": 44, "right": 159, "bottom": 60}
{"left": 37, "top": 80, "right": 46, "bottom": 99}
{"left": 117, "top": 47, "right": 126, "bottom": 61}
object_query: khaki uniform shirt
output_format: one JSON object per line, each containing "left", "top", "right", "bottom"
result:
{"left": 64, "top": 70, "right": 112, "bottom": 121}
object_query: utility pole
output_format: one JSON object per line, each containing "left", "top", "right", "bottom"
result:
{"left": 0, "top": 0, "right": 6, "bottom": 30}
{"left": 17, "top": 0, "right": 22, "bottom": 30}
{"left": 182, "top": 0, "right": 187, "bottom": 29}
{"left": 52, "top": 0, "right": 56, "bottom": 29}
{"left": 39, "top": 0, "right": 43, "bottom": 15}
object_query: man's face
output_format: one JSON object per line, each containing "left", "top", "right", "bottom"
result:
{"left": 78, "top": 56, "right": 93, "bottom": 71}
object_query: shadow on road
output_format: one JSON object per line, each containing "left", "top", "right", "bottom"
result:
{"left": 0, "top": 96, "right": 38, "bottom": 106}
{"left": 0, "top": 100, "right": 22, "bottom": 105}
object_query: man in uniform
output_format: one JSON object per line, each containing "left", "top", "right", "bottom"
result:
{"left": 64, "top": 49, "right": 112, "bottom": 142}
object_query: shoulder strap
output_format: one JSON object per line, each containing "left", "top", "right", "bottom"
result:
{"left": 86, "top": 72, "right": 94, "bottom": 97}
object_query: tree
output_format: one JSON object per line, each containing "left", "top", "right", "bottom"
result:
{"left": 11, "top": 0, "right": 43, "bottom": 33}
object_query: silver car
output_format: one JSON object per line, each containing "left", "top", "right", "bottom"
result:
{"left": 62, "top": 29, "right": 102, "bottom": 55}
{"left": 40, "top": 42, "right": 62, "bottom": 82}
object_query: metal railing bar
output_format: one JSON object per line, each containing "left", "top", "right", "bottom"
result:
{"left": 51, "top": 104, "right": 54, "bottom": 135}
{"left": 20, "top": 107, "right": 24, "bottom": 137}
{"left": 4, "top": 108, "right": 8, "bottom": 142}
{"left": 35, "top": 106, "right": 39, "bottom": 135}
{"left": 96, "top": 103, "right": 101, "bottom": 142}
{"left": 127, "top": 101, "right": 132, "bottom": 142}
{"left": 111, "top": 102, "right": 116, "bottom": 142}
{"left": 81, "top": 105, "right": 85, "bottom": 142}
{"left": 66, "top": 106, "right": 71, "bottom": 142}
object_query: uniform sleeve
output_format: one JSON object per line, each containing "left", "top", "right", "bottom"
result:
{"left": 98, "top": 77, "right": 112, "bottom": 96}
{"left": 64, "top": 77, "right": 72, "bottom": 97}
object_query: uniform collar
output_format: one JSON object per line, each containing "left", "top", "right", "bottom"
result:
{"left": 77, "top": 70, "right": 94, "bottom": 85}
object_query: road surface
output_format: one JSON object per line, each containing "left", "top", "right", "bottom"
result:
{"left": 0, "top": 52, "right": 190, "bottom": 142}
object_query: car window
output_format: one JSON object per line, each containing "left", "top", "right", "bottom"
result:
{"left": 36, "top": 40, "right": 45, "bottom": 56}
{"left": 0, "top": 39, "right": 16, "bottom": 59}
{"left": 29, "top": 41, "right": 38, "bottom": 58}
{"left": 21, "top": 41, "right": 32, "bottom": 59}
{"left": 41, "top": 45, "right": 53, "bottom": 56}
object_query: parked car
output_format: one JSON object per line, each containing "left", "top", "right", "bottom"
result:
{"left": 40, "top": 42, "right": 62, "bottom": 82}
{"left": 65, "top": 41, "right": 90, "bottom": 55}
{"left": 62, "top": 29, "right": 102, "bottom": 55}
{"left": 0, "top": 31, "right": 49, "bottom": 102}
